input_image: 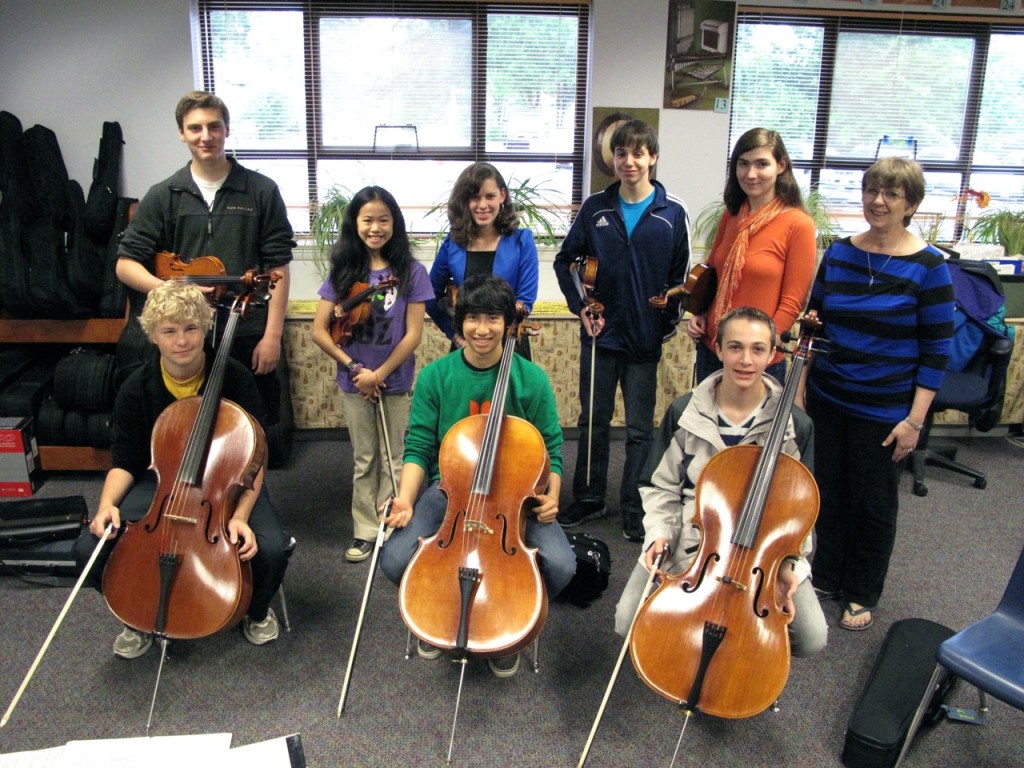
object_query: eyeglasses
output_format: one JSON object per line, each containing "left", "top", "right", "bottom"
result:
{"left": 862, "top": 187, "right": 906, "bottom": 202}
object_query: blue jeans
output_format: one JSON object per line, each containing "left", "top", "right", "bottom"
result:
{"left": 380, "top": 482, "right": 577, "bottom": 597}
{"left": 695, "top": 341, "right": 788, "bottom": 387}
{"left": 573, "top": 344, "right": 658, "bottom": 519}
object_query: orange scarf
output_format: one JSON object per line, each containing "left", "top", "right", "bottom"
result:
{"left": 707, "top": 196, "right": 785, "bottom": 346}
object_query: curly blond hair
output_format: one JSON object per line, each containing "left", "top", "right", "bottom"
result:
{"left": 139, "top": 281, "right": 215, "bottom": 336}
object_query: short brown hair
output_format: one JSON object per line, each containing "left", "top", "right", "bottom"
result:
{"left": 175, "top": 91, "right": 230, "bottom": 130}
{"left": 862, "top": 157, "right": 925, "bottom": 227}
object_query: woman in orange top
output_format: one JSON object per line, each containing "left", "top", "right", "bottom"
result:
{"left": 686, "top": 128, "right": 816, "bottom": 384}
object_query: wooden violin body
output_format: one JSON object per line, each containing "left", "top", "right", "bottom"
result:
{"left": 649, "top": 262, "right": 717, "bottom": 314}
{"left": 330, "top": 276, "right": 399, "bottom": 347}
{"left": 155, "top": 252, "right": 228, "bottom": 296}
{"left": 102, "top": 397, "right": 262, "bottom": 639}
{"left": 628, "top": 447, "right": 817, "bottom": 717}
{"left": 399, "top": 414, "right": 548, "bottom": 657}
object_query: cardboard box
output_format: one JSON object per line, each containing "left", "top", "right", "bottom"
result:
{"left": 0, "top": 417, "right": 43, "bottom": 498}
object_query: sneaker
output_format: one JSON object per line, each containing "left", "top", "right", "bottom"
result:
{"left": 417, "top": 639, "right": 443, "bottom": 660}
{"left": 622, "top": 512, "right": 644, "bottom": 543}
{"left": 557, "top": 499, "right": 606, "bottom": 528}
{"left": 345, "top": 539, "right": 373, "bottom": 563}
{"left": 487, "top": 653, "right": 520, "bottom": 679}
{"left": 113, "top": 626, "right": 153, "bottom": 659}
{"left": 243, "top": 607, "right": 280, "bottom": 645}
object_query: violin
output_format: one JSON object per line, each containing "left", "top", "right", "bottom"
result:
{"left": 648, "top": 262, "right": 717, "bottom": 315}
{"left": 570, "top": 255, "right": 605, "bottom": 322}
{"left": 102, "top": 270, "right": 282, "bottom": 643}
{"left": 398, "top": 306, "right": 548, "bottom": 660}
{"left": 628, "top": 312, "right": 822, "bottom": 719}
{"left": 329, "top": 276, "right": 400, "bottom": 347}
{"left": 438, "top": 278, "right": 458, "bottom": 318}
{"left": 155, "top": 251, "right": 229, "bottom": 297}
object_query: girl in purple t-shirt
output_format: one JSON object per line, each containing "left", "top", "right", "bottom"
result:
{"left": 312, "top": 186, "right": 433, "bottom": 563}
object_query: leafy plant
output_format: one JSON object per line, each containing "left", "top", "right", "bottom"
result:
{"left": 309, "top": 185, "right": 353, "bottom": 280}
{"left": 692, "top": 190, "right": 839, "bottom": 253}
{"left": 971, "top": 208, "right": 1024, "bottom": 256}
{"left": 425, "top": 175, "right": 568, "bottom": 254}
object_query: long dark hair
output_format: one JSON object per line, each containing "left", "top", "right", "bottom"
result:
{"left": 447, "top": 162, "right": 518, "bottom": 248}
{"left": 329, "top": 186, "right": 414, "bottom": 298}
{"left": 723, "top": 128, "right": 805, "bottom": 215}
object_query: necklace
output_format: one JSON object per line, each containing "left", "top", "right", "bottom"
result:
{"left": 864, "top": 231, "right": 905, "bottom": 286}
{"left": 866, "top": 251, "right": 894, "bottom": 286}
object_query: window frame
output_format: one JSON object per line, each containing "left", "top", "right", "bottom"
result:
{"left": 194, "top": 0, "right": 590, "bottom": 234}
{"left": 731, "top": 9, "right": 1024, "bottom": 239}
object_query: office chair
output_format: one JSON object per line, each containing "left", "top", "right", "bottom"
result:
{"left": 910, "top": 258, "right": 1014, "bottom": 497}
{"left": 894, "top": 545, "right": 1024, "bottom": 767}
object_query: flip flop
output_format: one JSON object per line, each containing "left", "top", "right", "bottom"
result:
{"left": 840, "top": 602, "right": 874, "bottom": 631}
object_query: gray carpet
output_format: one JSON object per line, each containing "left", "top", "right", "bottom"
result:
{"left": 0, "top": 432, "right": 1022, "bottom": 767}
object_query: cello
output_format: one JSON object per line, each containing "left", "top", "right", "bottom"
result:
{"left": 627, "top": 312, "right": 822, "bottom": 727}
{"left": 398, "top": 304, "right": 548, "bottom": 762}
{"left": 101, "top": 269, "right": 281, "bottom": 728}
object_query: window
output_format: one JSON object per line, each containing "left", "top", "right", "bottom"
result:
{"left": 195, "top": 1, "right": 589, "bottom": 235}
{"left": 730, "top": 11, "right": 1024, "bottom": 240}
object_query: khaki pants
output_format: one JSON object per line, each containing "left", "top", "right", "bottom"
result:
{"left": 340, "top": 390, "right": 412, "bottom": 541}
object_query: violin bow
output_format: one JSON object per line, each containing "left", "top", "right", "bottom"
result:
{"left": 337, "top": 394, "right": 399, "bottom": 717}
{"left": 570, "top": 261, "right": 599, "bottom": 487}
{"left": 576, "top": 549, "right": 665, "bottom": 768}
{"left": 1, "top": 523, "right": 114, "bottom": 728}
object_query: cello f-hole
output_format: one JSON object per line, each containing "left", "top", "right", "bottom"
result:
{"left": 437, "top": 509, "right": 464, "bottom": 549}
{"left": 681, "top": 553, "right": 719, "bottom": 594}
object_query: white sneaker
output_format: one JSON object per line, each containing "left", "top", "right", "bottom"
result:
{"left": 243, "top": 608, "right": 280, "bottom": 645}
{"left": 487, "top": 653, "right": 520, "bottom": 678}
{"left": 113, "top": 626, "right": 153, "bottom": 659}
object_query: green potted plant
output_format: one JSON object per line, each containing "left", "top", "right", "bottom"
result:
{"left": 971, "top": 208, "right": 1024, "bottom": 257}
{"left": 309, "top": 185, "right": 353, "bottom": 279}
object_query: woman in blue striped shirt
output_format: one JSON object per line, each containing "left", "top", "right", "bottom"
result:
{"left": 797, "top": 157, "right": 954, "bottom": 632}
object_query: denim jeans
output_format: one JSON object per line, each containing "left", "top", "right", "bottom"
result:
{"left": 573, "top": 344, "right": 659, "bottom": 519}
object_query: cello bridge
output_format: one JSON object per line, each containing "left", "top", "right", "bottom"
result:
{"left": 715, "top": 575, "right": 747, "bottom": 591}
{"left": 463, "top": 520, "right": 494, "bottom": 535}
{"left": 164, "top": 513, "right": 198, "bottom": 525}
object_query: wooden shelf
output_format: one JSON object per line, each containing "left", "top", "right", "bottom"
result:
{"left": 38, "top": 446, "right": 113, "bottom": 472}
{"left": 1, "top": 309, "right": 127, "bottom": 472}
{"left": 0, "top": 314, "right": 127, "bottom": 344}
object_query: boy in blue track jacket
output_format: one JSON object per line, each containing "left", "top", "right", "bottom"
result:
{"left": 553, "top": 119, "right": 691, "bottom": 542}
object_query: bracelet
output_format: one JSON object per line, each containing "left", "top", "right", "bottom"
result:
{"left": 904, "top": 417, "right": 924, "bottom": 432}
{"left": 348, "top": 362, "right": 364, "bottom": 379}
{"left": 344, "top": 359, "right": 358, "bottom": 372}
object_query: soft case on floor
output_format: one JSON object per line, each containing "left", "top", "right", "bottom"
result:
{"left": 841, "top": 617, "right": 956, "bottom": 768}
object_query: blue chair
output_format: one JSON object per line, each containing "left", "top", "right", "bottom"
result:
{"left": 895, "top": 545, "right": 1024, "bottom": 767}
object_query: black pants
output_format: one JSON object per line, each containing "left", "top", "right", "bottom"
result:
{"left": 74, "top": 474, "right": 290, "bottom": 624}
{"left": 807, "top": 392, "right": 905, "bottom": 608}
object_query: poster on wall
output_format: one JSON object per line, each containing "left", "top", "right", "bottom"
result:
{"left": 590, "top": 107, "right": 660, "bottom": 195}
{"left": 663, "top": 0, "right": 737, "bottom": 112}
